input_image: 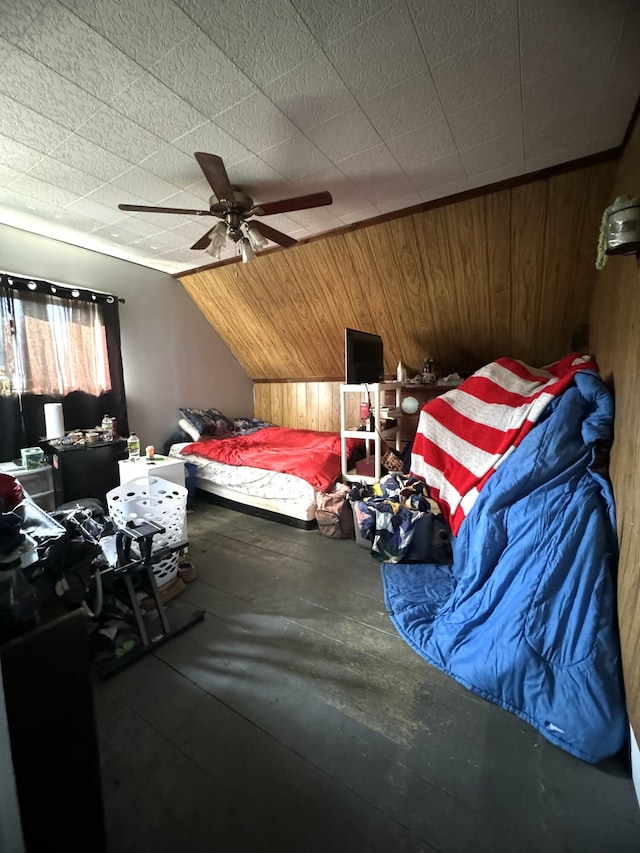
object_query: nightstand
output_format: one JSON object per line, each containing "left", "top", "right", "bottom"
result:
{"left": 118, "top": 456, "right": 186, "bottom": 489}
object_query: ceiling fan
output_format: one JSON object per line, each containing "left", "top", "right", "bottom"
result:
{"left": 118, "top": 152, "right": 333, "bottom": 262}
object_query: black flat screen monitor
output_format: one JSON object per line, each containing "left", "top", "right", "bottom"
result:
{"left": 345, "top": 328, "right": 384, "bottom": 384}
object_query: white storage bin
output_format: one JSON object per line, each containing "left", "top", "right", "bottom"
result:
{"left": 106, "top": 476, "right": 187, "bottom": 587}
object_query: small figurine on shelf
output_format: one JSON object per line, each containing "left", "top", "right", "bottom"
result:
{"left": 422, "top": 357, "right": 436, "bottom": 385}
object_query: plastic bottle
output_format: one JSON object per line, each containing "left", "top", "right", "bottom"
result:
{"left": 127, "top": 432, "right": 140, "bottom": 460}
{"left": 396, "top": 361, "right": 406, "bottom": 382}
{"left": 101, "top": 414, "right": 114, "bottom": 438}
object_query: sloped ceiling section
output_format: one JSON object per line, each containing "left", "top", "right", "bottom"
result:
{"left": 179, "top": 160, "right": 616, "bottom": 382}
{"left": 0, "top": 0, "right": 638, "bottom": 275}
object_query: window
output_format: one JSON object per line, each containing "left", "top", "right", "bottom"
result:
{"left": 2, "top": 289, "right": 111, "bottom": 396}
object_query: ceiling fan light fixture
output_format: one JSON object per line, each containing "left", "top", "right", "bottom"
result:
{"left": 247, "top": 224, "right": 268, "bottom": 251}
{"left": 241, "top": 237, "right": 255, "bottom": 263}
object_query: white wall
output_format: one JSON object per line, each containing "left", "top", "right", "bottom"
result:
{"left": 0, "top": 224, "right": 254, "bottom": 449}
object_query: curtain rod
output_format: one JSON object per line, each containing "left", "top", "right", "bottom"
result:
{"left": 0, "top": 271, "right": 125, "bottom": 304}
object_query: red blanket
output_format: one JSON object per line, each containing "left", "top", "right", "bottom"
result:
{"left": 410, "top": 354, "right": 598, "bottom": 534}
{"left": 181, "top": 426, "right": 353, "bottom": 492}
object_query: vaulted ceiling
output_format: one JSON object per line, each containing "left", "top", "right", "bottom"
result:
{"left": 1, "top": 0, "right": 638, "bottom": 275}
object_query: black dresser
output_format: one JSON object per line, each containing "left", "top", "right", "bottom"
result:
{"left": 40, "top": 438, "right": 128, "bottom": 508}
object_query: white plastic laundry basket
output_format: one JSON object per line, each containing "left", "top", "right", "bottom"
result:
{"left": 106, "top": 476, "right": 187, "bottom": 587}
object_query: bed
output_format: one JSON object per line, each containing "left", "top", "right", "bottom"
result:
{"left": 166, "top": 409, "right": 356, "bottom": 528}
{"left": 381, "top": 355, "right": 627, "bottom": 763}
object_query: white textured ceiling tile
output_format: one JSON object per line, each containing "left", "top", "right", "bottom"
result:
{"left": 519, "top": 0, "right": 626, "bottom": 83}
{"left": 49, "top": 209, "right": 106, "bottom": 232}
{"left": 0, "top": 163, "right": 22, "bottom": 186}
{"left": 155, "top": 189, "right": 210, "bottom": 213}
{"left": 213, "top": 92, "right": 298, "bottom": 152}
{"left": 0, "top": 192, "right": 61, "bottom": 217}
{"left": 408, "top": 0, "right": 518, "bottom": 66}
{"left": 59, "top": 0, "right": 197, "bottom": 69}
{"left": 591, "top": 133, "right": 625, "bottom": 154}
{"left": 225, "top": 155, "right": 299, "bottom": 203}
{"left": 459, "top": 130, "right": 523, "bottom": 176}
{"left": 386, "top": 120, "right": 457, "bottom": 171}
{"left": 338, "top": 206, "right": 380, "bottom": 225}
{"left": 524, "top": 142, "right": 593, "bottom": 174}
{"left": 523, "top": 58, "right": 606, "bottom": 127}
{"left": 109, "top": 75, "right": 208, "bottom": 144}
{"left": 48, "top": 135, "right": 132, "bottom": 182}
{"left": 265, "top": 52, "right": 357, "bottom": 132}
{"left": 0, "top": 0, "right": 48, "bottom": 44}
{"left": 524, "top": 108, "right": 596, "bottom": 160}
{"left": 110, "top": 167, "right": 186, "bottom": 204}
{"left": 172, "top": 123, "right": 252, "bottom": 166}
{"left": 131, "top": 209, "right": 193, "bottom": 229}
{"left": 293, "top": 166, "right": 373, "bottom": 216}
{"left": 150, "top": 33, "right": 256, "bottom": 119}
{"left": 126, "top": 230, "right": 189, "bottom": 252}
{"left": 18, "top": 2, "right": 142, "bottom": 100}
{"left": 284, "top": 208, "right": 344, "bottom": 230}
{"left": 62, "top": 196, "right": 122, "bottom": 225}
{"left": 139, "top": 146, "right": 204, "bottom": 190}
{"left": 606, "top": 2, "right": 640, "bottom": 94}
{"left": 306, "top": 107, "right": 381, "bottom": 163}
{"left": 594, "top": 83, "right": 639, "bottom": 146}
{"left": 336, "top": 145, "right": 415, "bottom": 206}
{"left": 375, "top": 191, "right": 422, "bottom": 214}
{"left": 291, "top": 0, "right": 392, "bottom": 47}
{"left": 404, "top": 154, "right": 467, "bottom": 193}
{"left": 418, "top": 176, "right": 471, "bottom": 203}
{"left": 362, "top": 71, "right": 445, "bottom": 141}
{"left": 431, "top": 26, "right": 520, "bottom": 114}
{"left": 26, "top": 158, "right": 103, "bottom": 196}
{"left": 325, "top": 3, "right": 428, "bottom": 102}
{"left": 465, "top": 162, "right": 528, "bottom": 189}
{"left": 0, "top": 44, "right": 103, "bottom": 131}
{"left": 109, "top": 215, "right": 167, "bottom": 237}
{"left": 91, "top": 223, "right": 158, "bottom": 246}
{"left": 447, "top": 86, "right": 522, "bottom": 150}
{"left": 0, "top": 93, "right": 72, "bottom": 153}
{"left": 259, "top": 134, "right": 332, "bottom": 180}
{"left": 0, "top": 134, "right": 44, "bottom": 172}
{"left": 85, "top": 182, "right": 148, "bottom": 212}
{"left": 181, "top": 179, "right": 214, "bottom": 203}
{"left": 74, "top": 107, "right": 165, "bottom": 164}
{"left": 203, "top": 0, "right": 317, "bottom": 87}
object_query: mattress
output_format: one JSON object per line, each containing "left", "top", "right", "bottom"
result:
{"left": 168, "top": 443, "right": 317, "bottom": 522}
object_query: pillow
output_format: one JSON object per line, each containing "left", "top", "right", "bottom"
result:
{"left": 179, "top": 407, "right": 234, "bottom": 438}
{"left": 178, "top": 417, "right": 201, "bottom": 442}
{"left": 232, "top": 417, "right": 274, "bottom": 435}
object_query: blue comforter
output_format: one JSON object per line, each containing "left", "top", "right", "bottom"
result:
{"left": 381, "top": 372, "right": 626, "bottom": 763}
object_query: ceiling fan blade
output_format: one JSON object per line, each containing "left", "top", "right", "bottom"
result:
{"left": 247, "top": 220, "right": 297, "bottom": 248}
{"left": 191, "top": 227, "right": 218, "bottom": 250}
{"left": 255, "top": 191, "right": 332, "bottom": 217}
{"left": 118, "top": 203, "right": 211, "bottom": 216}
{"left": 194, "top": 152, "right": 235, "bottom": 204}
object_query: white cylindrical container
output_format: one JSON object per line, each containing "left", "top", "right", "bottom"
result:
{"left": 396, "top": 361, "right": 407, "bottom": 382}
{"left": 44, "top": 403, "right": 65, "bottom": 438}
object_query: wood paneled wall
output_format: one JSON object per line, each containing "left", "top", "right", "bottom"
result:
{"left": 180, "top": 161, "right": 615, "bottom": 430}
{"left": 589, "top": 119, "right": 640, "bottom": 737}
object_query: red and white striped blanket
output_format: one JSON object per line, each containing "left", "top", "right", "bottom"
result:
{"left": 410, "top": 354, "right": 598, "bottom": 535}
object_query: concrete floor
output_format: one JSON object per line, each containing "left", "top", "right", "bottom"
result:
{"left": 93, "top": 498, "right": 640, "bottom": 853}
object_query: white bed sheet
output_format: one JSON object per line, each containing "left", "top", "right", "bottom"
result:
{"left": 168, "top": 443, "right": 317, "bottom": 521}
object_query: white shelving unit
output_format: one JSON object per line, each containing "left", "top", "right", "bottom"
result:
{"left": 340, "top": 382, "right": 403, "bottom": 483}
